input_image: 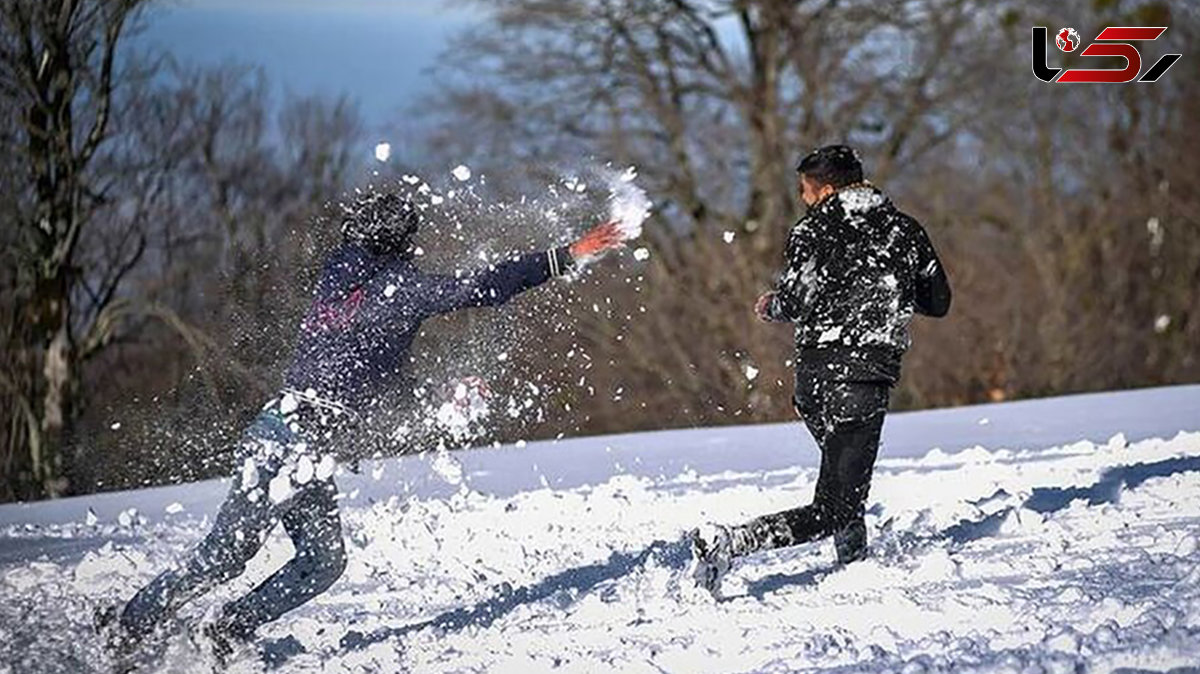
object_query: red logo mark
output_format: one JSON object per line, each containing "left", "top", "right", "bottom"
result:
{"left": 308, "top": 287, "right": 364, "bottom": 331}
{"left": 1056, "top": 28, "right": 1080, "bottom": 52}
{"left": 1032, "top": 26, "right": 1181, "bottom": 84}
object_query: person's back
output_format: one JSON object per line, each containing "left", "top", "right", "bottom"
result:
{"left": 691, "top": 145, "right": 951, "bottom": 596}
{"left": 285, "top": 242, "right": 418, "bottom": 411}
{"left": 777, "top": 182, "right": 950, "bottom": 383}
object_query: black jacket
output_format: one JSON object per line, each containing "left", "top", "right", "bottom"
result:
{"left": 284, "top": 243, "right": 574, "bottom": 411}
{"left": 766, "top": 184, "right": 950, "bottom": 383}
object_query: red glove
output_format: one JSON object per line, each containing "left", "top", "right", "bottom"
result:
{"left": 570, "top": 221, "right": 624, "bottom": 259}
{"left": 754, "top": 292, "right": 776, "bottom": 322}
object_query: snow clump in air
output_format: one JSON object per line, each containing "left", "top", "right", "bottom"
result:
{"left": 607, "top": 166, "right": 650, "bottom": 240}
{"left": 374, "top": 142, "right": 391, "bottom": 163}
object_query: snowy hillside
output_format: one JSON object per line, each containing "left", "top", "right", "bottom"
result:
{"left": 2, "top": 385, "right": 1199, "bottom": 673}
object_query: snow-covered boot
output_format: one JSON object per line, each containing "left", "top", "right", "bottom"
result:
{"left": 95, "top": 603, "right": 162, "bottom": 673}
{"left": 189, "top": 612, "right": 254, "bottom": 671}
{"left": 94, "top": 603, "right": 129, "bottom": 650}
{"left": 834, "top": 518, "right": 868, "bottom": 565}
{"left": 689, "top": 524, "right": 735, "bottom": 597}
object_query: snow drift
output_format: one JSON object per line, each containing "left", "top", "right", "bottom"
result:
{"left": 1, "top": 385, "right": 1199, "bottom": 673}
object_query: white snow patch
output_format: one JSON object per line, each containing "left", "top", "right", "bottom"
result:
{"left": 432, "top": 450, "right": 464, "bottom": 486}
{"left": 839, "top": 186, "right": 885, "bottom": 213}
{"left": 451, "top": 165, "right": 472, "bottom": 182}
{"left": 116, "top": 508, "right": 138, "bottom": 528}
{"left": 2, "top": 392, "right": 1200, "bottom": 673}
{"left": 315, "top": 455, "right": 336, "bottom": 481}
{"left": 607, "top": 166, "right": 650, "bottom": 240}
{"left": 268, "top": 472, "right": 293, "bottom": 504}
{"left": 278, "top": 392, "right": 299, "bottom": 415}
{"left": 373, "top": 142, "right": 391, "bottom": 162}
{"left": 632, "top": 247, "right": 651, "bottom": 261}
{"left": 240, "top": 457, "right": 260, "bottom": 490}
{"left": 295, "top": 455, "right": 315, "bottom": 486}
{"left": 817, "top": 325, "right": 843, "bottom": 343}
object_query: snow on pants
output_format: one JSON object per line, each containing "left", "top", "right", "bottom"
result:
{"left": 120, "top": 410, "right": 346, "bottom": 640}
{"left": 736, "top": 379, "right": 889, "bottom": 555}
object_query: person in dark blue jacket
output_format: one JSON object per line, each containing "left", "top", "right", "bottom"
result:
{"left": 98, "top": 192, "right": 624, "bottom": 664}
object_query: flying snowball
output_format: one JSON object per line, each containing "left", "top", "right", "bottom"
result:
{"left": 633, "top": 247, "right": 651, "bottom": 261}
{"left": 374, "top": 142, "right": 391, "bottom": 162}
{"left": 723, "top": 231, "right": 736, "bottom": 243}
{"left": 452, "top": 165, "right": 472, "bottom": 182}
{"left": 607, "top": 166, "right": 651, "bottom": 241}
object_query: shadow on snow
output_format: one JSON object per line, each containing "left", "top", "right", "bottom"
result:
{"left": 263, "top": 454, "right": 1200, "bottom": 662}
{"left": 946, "top": 455, "right": 1200, "bottom": 544}
{"left": 336, "top": 537, "right": 692, "bottom": 653}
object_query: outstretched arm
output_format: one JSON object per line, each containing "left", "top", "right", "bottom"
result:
{"left": 420, "top": 221, "right": 623, "bottom": 317}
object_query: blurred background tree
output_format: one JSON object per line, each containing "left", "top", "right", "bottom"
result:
{"left": 0, "top": 0, "right": 1196, "bottom": 502}
{"left": 420, "top": 0, "right": 1200, "bottom": 434}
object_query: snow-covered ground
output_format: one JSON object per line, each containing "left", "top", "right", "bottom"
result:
{"left": 2, "top": 385, "right": 1199, "bottom": 673}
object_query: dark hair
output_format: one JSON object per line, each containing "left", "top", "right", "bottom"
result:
{"left": 796, "top": 145, "right": 864, "bottom": 189}
{"left": 340, "top": 191, "right": 421, "bottom": 256}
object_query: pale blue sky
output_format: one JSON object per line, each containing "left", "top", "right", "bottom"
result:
{"left": 136, "top": 0, "right": 480, "bottom": 127}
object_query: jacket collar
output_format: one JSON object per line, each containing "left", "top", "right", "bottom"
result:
{"left": 808, "top": 181, "right": 889, "bottom": 217}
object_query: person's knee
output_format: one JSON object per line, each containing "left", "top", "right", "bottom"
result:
{"left": 327, "top": 542, "right": 348, "bottom": 580}
{"left": 302, "top": 540, "right": 347, "bottom": 593}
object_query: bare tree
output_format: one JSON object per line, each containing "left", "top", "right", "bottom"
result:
{"left": 0, "top": 0, "right": 147, "bottom": 497}
{"left": 0, "top": 5, "right": 365, "bottom": 498}
{"left": 411, "top": 0, "right": 1200, "bottom": 437}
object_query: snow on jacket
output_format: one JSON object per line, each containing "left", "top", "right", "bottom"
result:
{"left": 766, "top": 183, "right": 950, "bottom": 383}
{"left": 284, "top": 242, "right": 574, "bottom": 411}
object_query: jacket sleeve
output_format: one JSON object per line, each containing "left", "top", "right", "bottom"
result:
{"left": 911, "top": 220, "right": 951, "bottom": 318}
{"left": 766, "top": 218, "right": 816, "bottom": 323}
{"left": 418, "top": 246, "right": 574, "bottom": 317}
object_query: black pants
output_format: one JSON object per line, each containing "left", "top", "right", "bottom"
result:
{"left": 735, "top": 379, "right": 889, "bottom": 555}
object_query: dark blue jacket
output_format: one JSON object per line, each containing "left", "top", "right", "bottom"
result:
{"left": 284, "top": 243, "right": 574, "bottom": 410}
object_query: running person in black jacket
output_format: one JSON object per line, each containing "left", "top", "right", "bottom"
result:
{"left": 690, "top": 145, "right": 951, "bottom": 595}
{"left": 98, "top": 192, "right": 624, "bottom": 664}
